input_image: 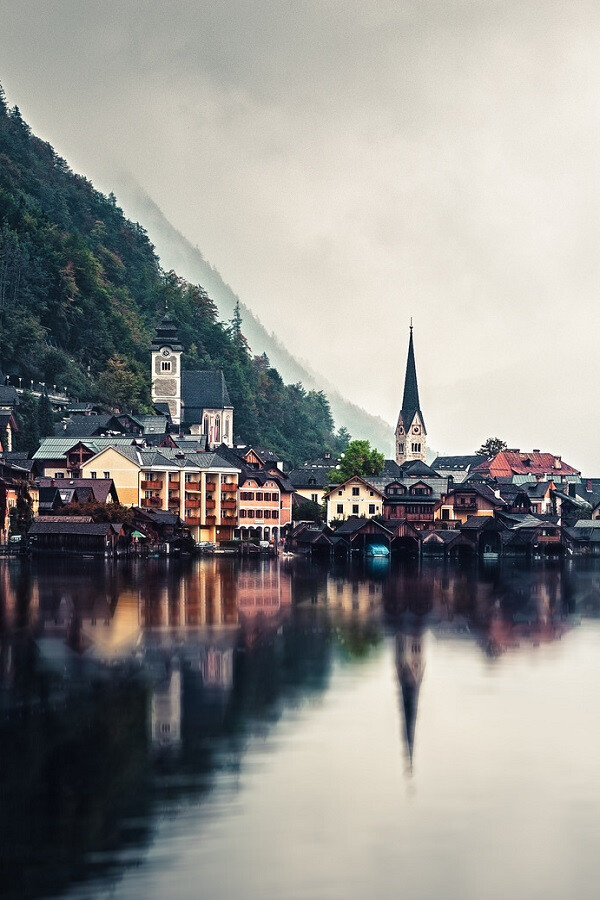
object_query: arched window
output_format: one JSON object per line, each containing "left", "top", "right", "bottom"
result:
{"left": 215, "top": 416, "right": 220, "bottom": 442}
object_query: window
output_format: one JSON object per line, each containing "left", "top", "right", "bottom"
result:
{"left": 247, "top": 510, "right": 254, "bottom": 518}
{"left": 352, "top": 504, "right": 359, "bottom": 515}
{"left": 338, "top": 490, "right": 342, "bottom": 496}
{"left": 104, "top": 471, "right": 110, "bottom": 479}
{"left": 161, "top": 360, "right": 171, "bottom": 372}
{"left": 240, "top": 510, "right": 247, "bottom": 518}
{"left": 352, "top": 487, "right": 360, "bottom": 496}
{"left": 311, "top": 493, "right": 319, "bottom": 504}
{"left": 255, "top": 492, "right": 263, "bottom": 500}
{"left": 411, "top": 443, "right": 421, "bottom": 453}
{"left": 263, "top": 492, "right": 270, "bottom": 501}
{"left": 370, "top": 491, "right": 374, "bottom": 497}
{"left": 264, "top": 510, "right": 270, "bottom": 519}
{"left": 369, "top": 504, "right": 376, "bottom": 515}
{"left": 337, "top": 504, "right": 344, "bottom": 514}
{"left": 54, "top": 472, "right": 64, "bottom": 479}
{"left": 398, "top": 443, "right": 404, "bottom": 453}
{"left": 90, "top": 471, "right": 97, "bottom": 479}
{"left": 441, "top": 508, "right": 450, "bottom": 520}
{"left": 272, "top": 511, "right": 279, "bottom": 520}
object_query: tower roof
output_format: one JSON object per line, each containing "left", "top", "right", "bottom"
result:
{"left": 151, "top": 311, "right": 183, "bottom": 352}
{"left": 400, "top": 324, "right": 426, "bottom": 433}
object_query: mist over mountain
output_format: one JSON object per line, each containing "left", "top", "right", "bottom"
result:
{"left": 110, "top": 178, "right": 394, "bottom": 456}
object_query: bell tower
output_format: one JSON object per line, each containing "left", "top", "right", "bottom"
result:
{"left": 395, "top": 322, "right": 427, "bottom": 465}
{"left": 151, "top": 307, "right": 183, "bottom": 425}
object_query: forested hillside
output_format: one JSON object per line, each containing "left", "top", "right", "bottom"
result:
{"left": 0, "top": 85, "right": 349, "bottom": 466}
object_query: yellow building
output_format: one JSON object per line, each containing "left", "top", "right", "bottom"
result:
{"left": 80, "top": 446, "right": 240, "bottom": 542}
{"left": 323, "top": 475, "right": 384, "bottom": 525}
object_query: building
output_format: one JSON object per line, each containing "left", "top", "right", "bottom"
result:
{"left": 431, "top": 455, "right": 487, "bottom": 484}
{"left": 324, "top": 475, "right": 385, "bottom": 524}
{"left": 150, "top": 310, "right": 234, "bottom": 447}
{"left": 473, "top": 449, "right": 580, "bottom": 484}
{"left": 79, "top": 446, "right": 240, "bottom": 542}
{"left": 395, "top": 324, "right": 427, "bottom": 466}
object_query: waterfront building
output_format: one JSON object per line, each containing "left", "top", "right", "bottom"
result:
{"left": 324, "top": 475, "right": 385, "bottom": 525}
{"left": 395, "top": 324, "right": 427, "bottom": 466}
{"left": 436, "top": 481, "right": 507, "bottom": 526}
{"left": 78, "top": 446, "right": 240, "bottom": 542}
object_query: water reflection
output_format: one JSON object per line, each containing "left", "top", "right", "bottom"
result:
{"left": 1, "top": 556, "right": 600, "bottom": 899}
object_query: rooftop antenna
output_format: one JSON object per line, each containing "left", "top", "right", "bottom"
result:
{"left": 410, "top": 316, "right": 413, "bottom": 333}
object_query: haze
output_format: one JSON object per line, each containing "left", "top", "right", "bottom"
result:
{"left": 1, "top": 1, "right": 598, "bottom": 470}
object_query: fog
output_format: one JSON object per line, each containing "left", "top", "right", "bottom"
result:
{"left": 1, "top": 1, "right": 599, "bottom": 469}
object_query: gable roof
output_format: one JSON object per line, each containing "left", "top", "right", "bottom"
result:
{"left": 181, "top": 370, "right": 232, "bottom": 423}
{"left": 432, "top": 455, "right": 487, "bottom": 471}
{"left": 476, "top": 450, "right": 580, "bottom": 478}
{"left": 323, "top": 474, "right": 386, "bottom": 499}
{"left": 0, "top": 385, "right": 19, "bottom": 407}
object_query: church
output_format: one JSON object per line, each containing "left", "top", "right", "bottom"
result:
{"left": 150, "top": 310, "right": 234, "bottom": 448}
{"left": 395, "top": 324, "right": 427, "bottom": 466}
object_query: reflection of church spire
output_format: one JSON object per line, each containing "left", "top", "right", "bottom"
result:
{"left": 396, "top": 625, "right": 425, "bottom": 772}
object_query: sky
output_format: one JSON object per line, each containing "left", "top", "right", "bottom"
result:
{"left": 1, "top": 1, "right": 599, "bottom": 470}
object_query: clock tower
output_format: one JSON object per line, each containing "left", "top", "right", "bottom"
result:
{"left": 151, "top": 309, "right": 183, "bottom": 426}
{"left": 395, "top": 323, "right": 427, "bottom": 465}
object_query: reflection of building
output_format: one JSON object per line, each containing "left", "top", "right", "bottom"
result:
{"left": 201, "top": 647, "right": 234, "bottom": 689}
{"left": 396, "top": 622, "right": 426, "bottom": 771}
{"left": 151, "top": 662, "right": 182, "bottom": 750}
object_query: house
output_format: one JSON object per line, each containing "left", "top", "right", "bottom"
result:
{"left": 382, "top": 479, "right": 440, "bottom": 529}
{"left": 324, "top": 475, "right": 385, "bottom": 525}
{"left": 473, "top": 449, "right": 580, "bottom": 484}
{"left": 37, "top": 477, "right": 120, "bottom": 508}
{"left": 32, "top": 436, "right": 148, "bottom": 478}
{"left": 79, "top": 445, "right": 240, "bottom": 543}
{"left": 28, "top": 519, "right": 124, "bottom": 555}
{"left": 437, "top": 481, "right": 507, "bottom": 525}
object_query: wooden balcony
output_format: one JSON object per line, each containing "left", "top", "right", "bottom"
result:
{"left": 168, "top": 495, "right": 180, "bottom": 506}
{"left": 142, "top": 496, "right": 162, "bottom": 508}
{"left": 185, "top": 497, "right": 201, "bottom": 509}
{"left": 141, "top": 480, "right": 161, "bottom": 490}
{"left": 205, "top": 499, "right": 216, "bottom": 510}
{"left": 168, "top": 480, "right": 180, "bottom": 490}
{"left": 185, "top": 516, "right": 201, "bottom": 527}
{"left": 185, "top": 481, "right": 201, "bottom": 492}
{"left": 221, "top": 499, "right": 236, "bottom": 510}
{"left": 206, "top": 481, "right": 217, "bottom": 492}
{"left": 206, "top": 515, "right": 217, "bottom": 524}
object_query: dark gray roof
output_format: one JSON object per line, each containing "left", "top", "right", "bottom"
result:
{"left": 181, "top": 370, "right": 232, "bottom": 423}
{"left": 53, "top": 414, "right": 115, "bottom": 437}
{"left": 150, "top": 312, "right": 183, "bottom": 351}
{"left": 288, "top": 466, "right": 331, "bottom": 489}
{"left": 0, "top": 385, "right": 19, "bottom": 407}
{"left": 399, "top": 327, "right": 426, "bottom": 433}
{"left": 432, "top": 455, "right": 487, "bottom": 471}
{"left": 399, "top": 459, "right": 440, "bottom": 478}
{"left": 29, "top": 521, "right": 120, "bottom": 536}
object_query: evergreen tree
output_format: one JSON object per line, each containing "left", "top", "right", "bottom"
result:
{"left": 14, "top": 392, "right": 40, "bottom": 455}
{"left": 38, "top": 391, "right": 55, "bottom": 437}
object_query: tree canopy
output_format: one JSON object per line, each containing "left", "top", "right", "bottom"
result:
{"left": 328, "top": 439, "right": 385, "bottom": 484}
{"left": 0, "top": 90, "right": 347, "bottom": 467}
{"left": 475, "top": 437, "right": 507, "bottom": 458}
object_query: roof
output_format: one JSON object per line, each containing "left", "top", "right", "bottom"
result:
{"left": 181, "top": 370, "right": 232, "bottom": 423}
{"left": 288, "top": 466, "right": 331, "bottom": 489}
{"left": 38, "top": 477, "right": 117, "bottom": 504}
{"left": 333, "top": 516, "right": 393, "bottom": 537}
{"left": 398, "top": 326, "right": 426, "bottom": 433}
{"left": 432, "top": 455, "right": 487, "bottom": 471}
{"left": 0, "top": 385, "right": 19, "bottom": 407}
{"left": 29, "top": 521, "right": 120, "bottom": 536}
{"left": 53, "top": 414, "right": 116, "bottom": 437}
{"left": 323, "top": 474, "right": 386, "bottom": 500}
{"left": 150, "top": 312, "right": 183, "bottom": 351}
{"left": 399, "top": 459, "right": 440, "bottom": 478}
{"left": 33, "top": 436, "right": 144, "bottom": 460}
{"left": 476, "top": 450, "right": 580, "bottom": 478}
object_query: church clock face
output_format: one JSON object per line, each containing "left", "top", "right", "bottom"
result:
{"left": 161, "top": 348, "right": 170, "bottom": 357}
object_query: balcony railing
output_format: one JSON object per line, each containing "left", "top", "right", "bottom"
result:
{"left": 142, "top": 496, "right": 162, "bottom": 508}
{"left": 206, "top": 515, "right": 217, "bottom": 524}
{"left": 186, "top": 497, "right": 201, "bottom": 509}
{"left": 206, "top": 499, "right": 216, "bottom": 510}
{"left": 168, "top": 496, "right": 179, "bottom": 507}
{"left": 168, "top": 480, "right": 180, "bottom": 490}
{"left": 185, "top": 481, "right": 201, "bottom": 492}
{"left": 221, "top": 499, "right": 236, "bottom": 510}
{"left": 206, "top": 481, "right": 217, "bottom": 492}
{"left": 141, "top": 480, "right": 161, "bottom": 490}
{"left": 185, "top": 516, "right": 201, "bottom": 527}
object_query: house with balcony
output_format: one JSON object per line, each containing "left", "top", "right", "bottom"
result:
{"left": 382, "top": 479, "right": 440, "bottom": 529}
{"left": 78, "top": 445, "right": 240, "bottom": 543}
{"left": 436, "top": 482, "right": 507, "bottom": 526}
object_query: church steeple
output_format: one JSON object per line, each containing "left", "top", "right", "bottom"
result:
{"left": 151, "top": 307, "right": 183, "bottom": 425}
{"left": 395, "top": 323, "right": 427, "bottom": 465}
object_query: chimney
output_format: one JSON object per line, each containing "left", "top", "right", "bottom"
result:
{"left": 587, "top": 479, "right": 592, "bottom": 492}
{"left": 554, "top": 456, "right": 561, "bottom": 469}
{"left": 532, "top": 449, "right": 540, "bottom": 454}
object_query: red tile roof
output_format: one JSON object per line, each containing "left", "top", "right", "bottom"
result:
{"left": 476, "top": 451, "right": 580, "bottom": 478}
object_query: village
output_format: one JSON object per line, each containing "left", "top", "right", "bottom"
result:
{"left": 0, "top": 314, "right": 599, "bottom": 559}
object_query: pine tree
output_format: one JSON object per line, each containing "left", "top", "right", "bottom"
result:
{"left": 38, "top": 391, "right": 55, "bottom": 437}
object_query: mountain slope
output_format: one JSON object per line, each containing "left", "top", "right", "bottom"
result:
{"left": 110, "top": 179, "right": 394, "bottom": 455}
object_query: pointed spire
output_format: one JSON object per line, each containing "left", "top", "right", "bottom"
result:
{"left": 401, "top": 321, "right": 425, "bottom": 433}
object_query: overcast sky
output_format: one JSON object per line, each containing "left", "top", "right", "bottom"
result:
{"left": 1, "top": 1, "right": 599, "bottom": 469}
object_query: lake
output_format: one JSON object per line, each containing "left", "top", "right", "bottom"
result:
{"left": 2, "top": 554, "right": 600, "bottom": 900}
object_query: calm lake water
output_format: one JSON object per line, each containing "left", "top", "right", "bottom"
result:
{"left": 2, "top": 554, "right": 600, "bottom": 900}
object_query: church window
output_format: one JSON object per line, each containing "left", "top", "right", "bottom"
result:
{"left": 161, "top": 361, "right": 172, "bottom": 372}
{"left": 203, "top": 416, "right": 208, "bottom": 434}
{"left": 215, "top": 416, "right": 220, "bottom": 442}
{"left": 398, "top": 443, "right": 404, "bottom": 453}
